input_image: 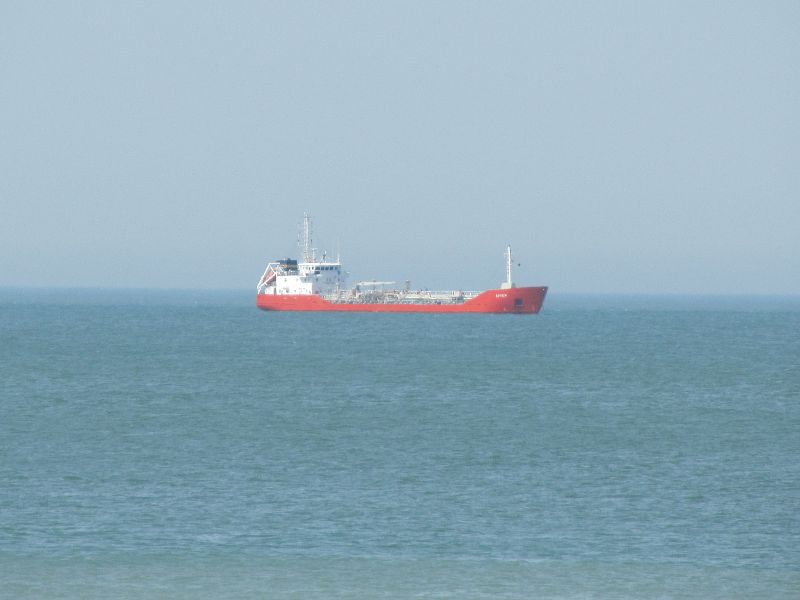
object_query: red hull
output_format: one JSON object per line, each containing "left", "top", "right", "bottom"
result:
{"left": 257, "top": 286, "right": 547, "bottom": 313}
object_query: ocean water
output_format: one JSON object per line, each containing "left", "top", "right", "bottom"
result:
{"left": 1, "top": 289, "right": 798, "bottom": 598}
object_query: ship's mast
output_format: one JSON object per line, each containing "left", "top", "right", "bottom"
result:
{"left": 501, "top": 245, "right": 515, "bottom": 289}
{"left": 301, "top": 212, "right": 315, "bottom": 262}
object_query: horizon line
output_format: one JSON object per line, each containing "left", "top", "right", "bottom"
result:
{"left": 1, "top": 285, "right": 799, "bottom": 298}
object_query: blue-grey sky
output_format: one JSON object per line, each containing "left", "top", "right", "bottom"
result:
{"left": 2, "top": 1, "right": 798, "bottom": 293}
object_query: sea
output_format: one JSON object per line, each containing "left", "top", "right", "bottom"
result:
{"left": 1, "top": 289, "right": 798, "bottom": 599}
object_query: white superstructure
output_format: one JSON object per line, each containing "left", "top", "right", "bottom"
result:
{"left": 257, "top": 213, "right": 347, "bottom": 296}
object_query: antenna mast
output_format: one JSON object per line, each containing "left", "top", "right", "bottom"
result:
{"left": 301, "top": 212, "right": 314, "bottom": 262}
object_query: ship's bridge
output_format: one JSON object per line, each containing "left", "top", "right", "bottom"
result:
{"left": 257, "top": 213, "right": 347, "bottom": 296}
{"left": 258, "top": 258, "right": 346, "bottom": 296}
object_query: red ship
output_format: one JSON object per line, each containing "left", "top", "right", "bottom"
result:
{"left": 256, "top": 215, "right": 547, "bottom": 314}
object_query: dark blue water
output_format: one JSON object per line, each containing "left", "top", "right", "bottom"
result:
{"left": 1, "top": 290, "right": 798, "bottom": 598}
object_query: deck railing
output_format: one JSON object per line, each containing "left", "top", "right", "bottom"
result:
{"left": 321, "top": 290, "right": 481, "bottom": 305}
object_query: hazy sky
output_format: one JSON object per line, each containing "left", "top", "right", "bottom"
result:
{"left": 2, "top": 1, "right": 798, "bottom": 293}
